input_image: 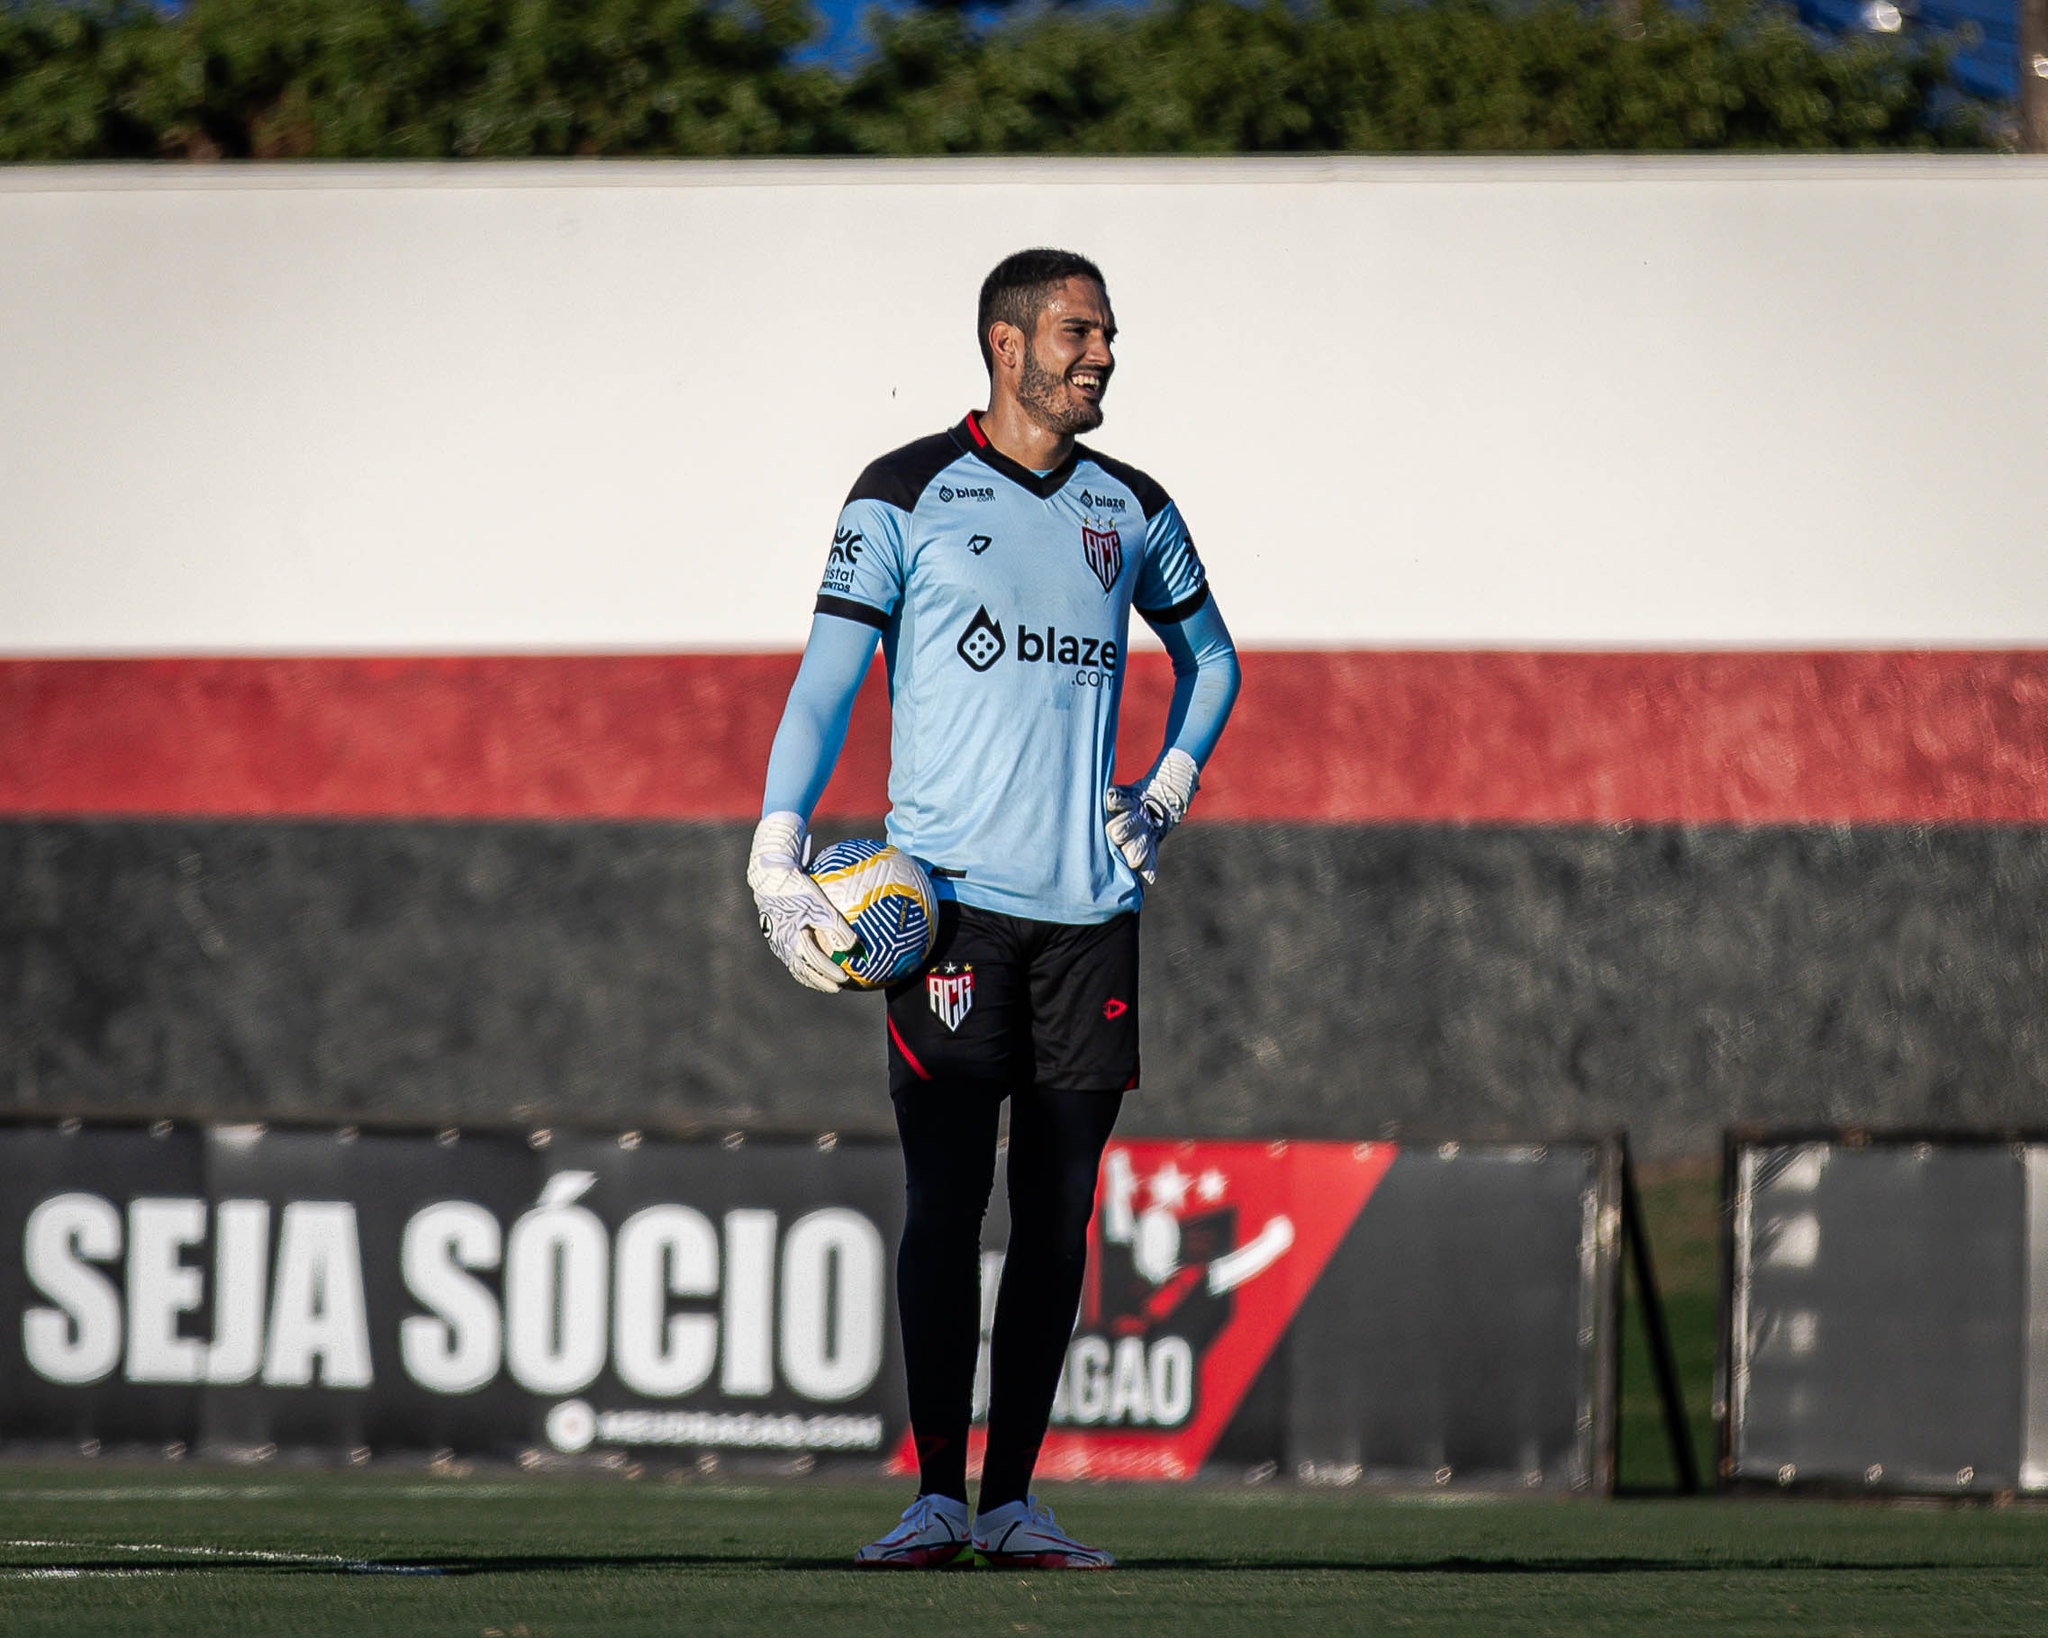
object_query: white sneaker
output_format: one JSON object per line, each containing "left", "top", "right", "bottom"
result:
{"left": 971, "top": 1497, "right": 1116, "bottom": 1570}
{"left": 853, "top": 1493, "right": 973, "bottom": 1569}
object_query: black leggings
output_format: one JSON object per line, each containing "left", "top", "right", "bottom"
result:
{"left": 890, "top": 1079, "right": 1123, "bottom": 1512}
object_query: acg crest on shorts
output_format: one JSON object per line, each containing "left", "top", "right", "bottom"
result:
{"left": 928, "top": 963, "right": 975, "bottom": 1032}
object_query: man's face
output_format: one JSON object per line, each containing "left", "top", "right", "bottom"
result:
{"left": 1015, "top": 277, "right": 1116, "bottom": 437}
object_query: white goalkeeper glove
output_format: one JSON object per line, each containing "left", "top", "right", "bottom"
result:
{"left": 747, "top": 812, "right": 859, "bottom": 993}
{"left": 1104, "top": 748, "right": 1200, "bottom": 887}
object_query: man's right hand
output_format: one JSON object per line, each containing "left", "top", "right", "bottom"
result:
{"left": 747, "top": 812, "right": 859, "bottom": 992}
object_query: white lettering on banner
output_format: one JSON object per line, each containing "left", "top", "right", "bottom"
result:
{"left": 205, "top": 1200, "right": 270, "bottom": 1385}
{"left": 778, "top": 1209, "right": 884, "bottom": 1403}
{"left": 1109, "top": 1336, "right": 1150, "bottom": 1425}
{"left": 24, "top": 1194, "right": 372, "bottom": 1390}
{"left": 505, "top": 1174, "right": 608, "bottom": 1395}
{"left": 1149, "top": 1336, "right": 1195, "bottom": 1425}
{"left": 22, "top": 1194, "right": 123, "bottom": 1385}
{"left": 1050, "top": 1333, "right": 1196, "bottom": 1430}
{"left": 721, "top": 1210, "right": 776, "bottom": 1397}
{"left": 261, "top": 1203, "right": 373, "bottom": 1389}
{"left": 399, "top": 1202, "right": 502, "bottom": 1395}
{"left": 585, "top": 1407, "right": 884, "bottom": 1451}
{"left": 125, "top": 1198, "right": 207, "bottom": 1383}
{"left": 613, "top": 1206, "right": 718, "bottom": 1398}
{"left": 13, "top": 1184, "right": 891, "bottom": 1409}
{"left": 1069, "top": 1335, "right": 1111, "bottom": 1425}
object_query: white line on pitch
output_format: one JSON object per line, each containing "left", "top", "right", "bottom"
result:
{"left": 3, "top": 1568, "right": 169, "bottom": 1579}
{"left": 0, "top": 1486, "right": 303, "bottom": 1502}
{"left": 0, "top": 1537, "right": 443, "bottom": 1575}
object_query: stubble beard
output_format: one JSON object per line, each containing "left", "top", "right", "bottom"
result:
{"left": 1017, "top": 340, "right": 1105, "bottom": 437}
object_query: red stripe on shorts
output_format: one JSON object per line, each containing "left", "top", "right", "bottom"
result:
{"left": 888, "top": 1014, "right": 932, "bottom": 1081}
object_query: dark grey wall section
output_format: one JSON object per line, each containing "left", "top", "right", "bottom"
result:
{"left": 5, "top": 821, "right": 2047, "bottom": 1158}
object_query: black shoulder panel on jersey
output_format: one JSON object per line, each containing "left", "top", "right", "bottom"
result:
{"left": 1074, "top": 445, "right": 1173, "bottom": 520}
{"left": 845, "top": 431, "right": 965, "bottom": 511}
{"left": 1135, "top": 584, "right": 1212, "bottom": 626}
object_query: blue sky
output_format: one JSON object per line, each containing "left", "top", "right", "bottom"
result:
{"left": 797, "top": 0, "right": 919, "bottom": 63}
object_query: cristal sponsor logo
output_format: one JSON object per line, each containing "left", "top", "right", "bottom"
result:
{"left": 822, "top": 528, "right": 864, "bottom": 591}
{"left": 19, "top": 1172, "right": 889, "bottom": 1408}
{"left": 938, "top": 484, "right": 994, "bottom": 504}
{"left": 1077, "top": 489, "right": 1127, "bottom": 513}
{"left": 956, "top": 609, "right": 1119, "bottom": 685}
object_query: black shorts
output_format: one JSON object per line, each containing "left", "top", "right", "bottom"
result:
{"left": 884, "top": 904, "right": 1139, "bottom": 1096}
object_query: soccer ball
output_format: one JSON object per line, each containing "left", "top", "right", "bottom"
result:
{"left": 808, "top": 839, "right": 939, "bottom": 990}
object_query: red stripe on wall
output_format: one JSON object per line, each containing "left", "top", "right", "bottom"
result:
{"left": 0, "top": 655, "right": 888, "bottom": 822}
{"left": 4, "top": 651, "right": 2046, "bottom": 823}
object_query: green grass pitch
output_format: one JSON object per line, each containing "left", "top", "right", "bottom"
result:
{"left": 3, "top": 1163, "right": 2045, "bottom": 1636}
{"left": 5, "top": 1471, "right": 2048, "bottom": 1637}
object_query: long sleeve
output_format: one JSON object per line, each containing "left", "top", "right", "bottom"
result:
{"left": 759, "top": 612, "right": 882, "bottom": 820}
{"left": 1144, "top": 594, "right": 1240, "bottom": 774}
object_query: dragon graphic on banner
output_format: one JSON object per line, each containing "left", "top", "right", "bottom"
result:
{"left": 889, "top": 1139, "right": 1395, "bottom": 1480}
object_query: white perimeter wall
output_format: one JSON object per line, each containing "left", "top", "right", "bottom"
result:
{"left": 2, "top": 157, "right": 2044, "bottom": 652}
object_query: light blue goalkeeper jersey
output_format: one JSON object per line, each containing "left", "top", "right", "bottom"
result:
{"left": 814, "top": 414, "right": 1211, "bottom": 924}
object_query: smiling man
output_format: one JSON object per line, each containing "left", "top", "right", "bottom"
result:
{"left": 747, "top": 248, "right": 1240, "bottom": 1569}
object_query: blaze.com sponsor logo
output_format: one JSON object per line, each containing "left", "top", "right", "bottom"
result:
{"left": 955, "top": 607, "right": 1119, "bottom": 686}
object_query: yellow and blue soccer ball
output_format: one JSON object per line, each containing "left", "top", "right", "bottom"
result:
{"left": 808, "top": 839, "right": 939, "bottom": 990}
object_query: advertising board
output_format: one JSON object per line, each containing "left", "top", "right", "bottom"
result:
{"left": 1724, "top": 1133, "right": 2048, "bottom": 1494}
{"left": 0, "top": 1122, "right": 1619, "bottom": 1489}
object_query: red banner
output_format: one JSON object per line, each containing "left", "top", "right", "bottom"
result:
{"left": 891, "top": 1138, "right": 1396, "bottom": 1482}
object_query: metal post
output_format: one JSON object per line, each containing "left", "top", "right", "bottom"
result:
{"left": 1620, "top": 1135, "right": 1702, "bottom": 1494}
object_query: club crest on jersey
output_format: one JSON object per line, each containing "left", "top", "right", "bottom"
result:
{"left": 928, "top": 964, "right": 975, "bottom": 1031}
{"left": 1081, "top": 525, "right": 1123, "bottom": 593}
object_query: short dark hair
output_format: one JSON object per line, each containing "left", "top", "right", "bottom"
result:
{"left": 976, "top": 248, "right": 1107, "bottom": 374}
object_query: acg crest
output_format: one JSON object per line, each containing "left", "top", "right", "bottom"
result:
{"left": 1081, "top": 525, "right": 1122, "bottom": 594}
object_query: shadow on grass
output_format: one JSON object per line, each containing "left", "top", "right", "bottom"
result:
{"left": 7, "top": 1552, "right": 2030, "bottom": 1578}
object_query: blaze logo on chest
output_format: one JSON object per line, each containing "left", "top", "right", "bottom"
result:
{"left": 1081, "top": 525, "right": 1122, "bottom": 593}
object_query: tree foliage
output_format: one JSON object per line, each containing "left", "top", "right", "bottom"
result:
{"left": 845, "top": 0, "right": 1990, "bottom": 151}
{"left": 0, "top": 0, "right": 1997, "bottom": 160}
{"left": 0, "top": 0, "right": 843, "bottom": 157}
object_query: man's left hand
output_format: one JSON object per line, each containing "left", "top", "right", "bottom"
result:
{"left": 1105, "top": 748, "right": 1200, "bottom": 887}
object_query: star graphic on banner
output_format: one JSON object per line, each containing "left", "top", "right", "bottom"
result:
{"left": 1195, "top": 1168, "right": 1227, "bottom": 1204}
{"left": 1148, "top": 1162, "right": 1191, "bottom": 1211}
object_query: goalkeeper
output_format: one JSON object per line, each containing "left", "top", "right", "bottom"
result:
{"left": 749, "top": 249, "right": 1239, "bottom": 1570}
